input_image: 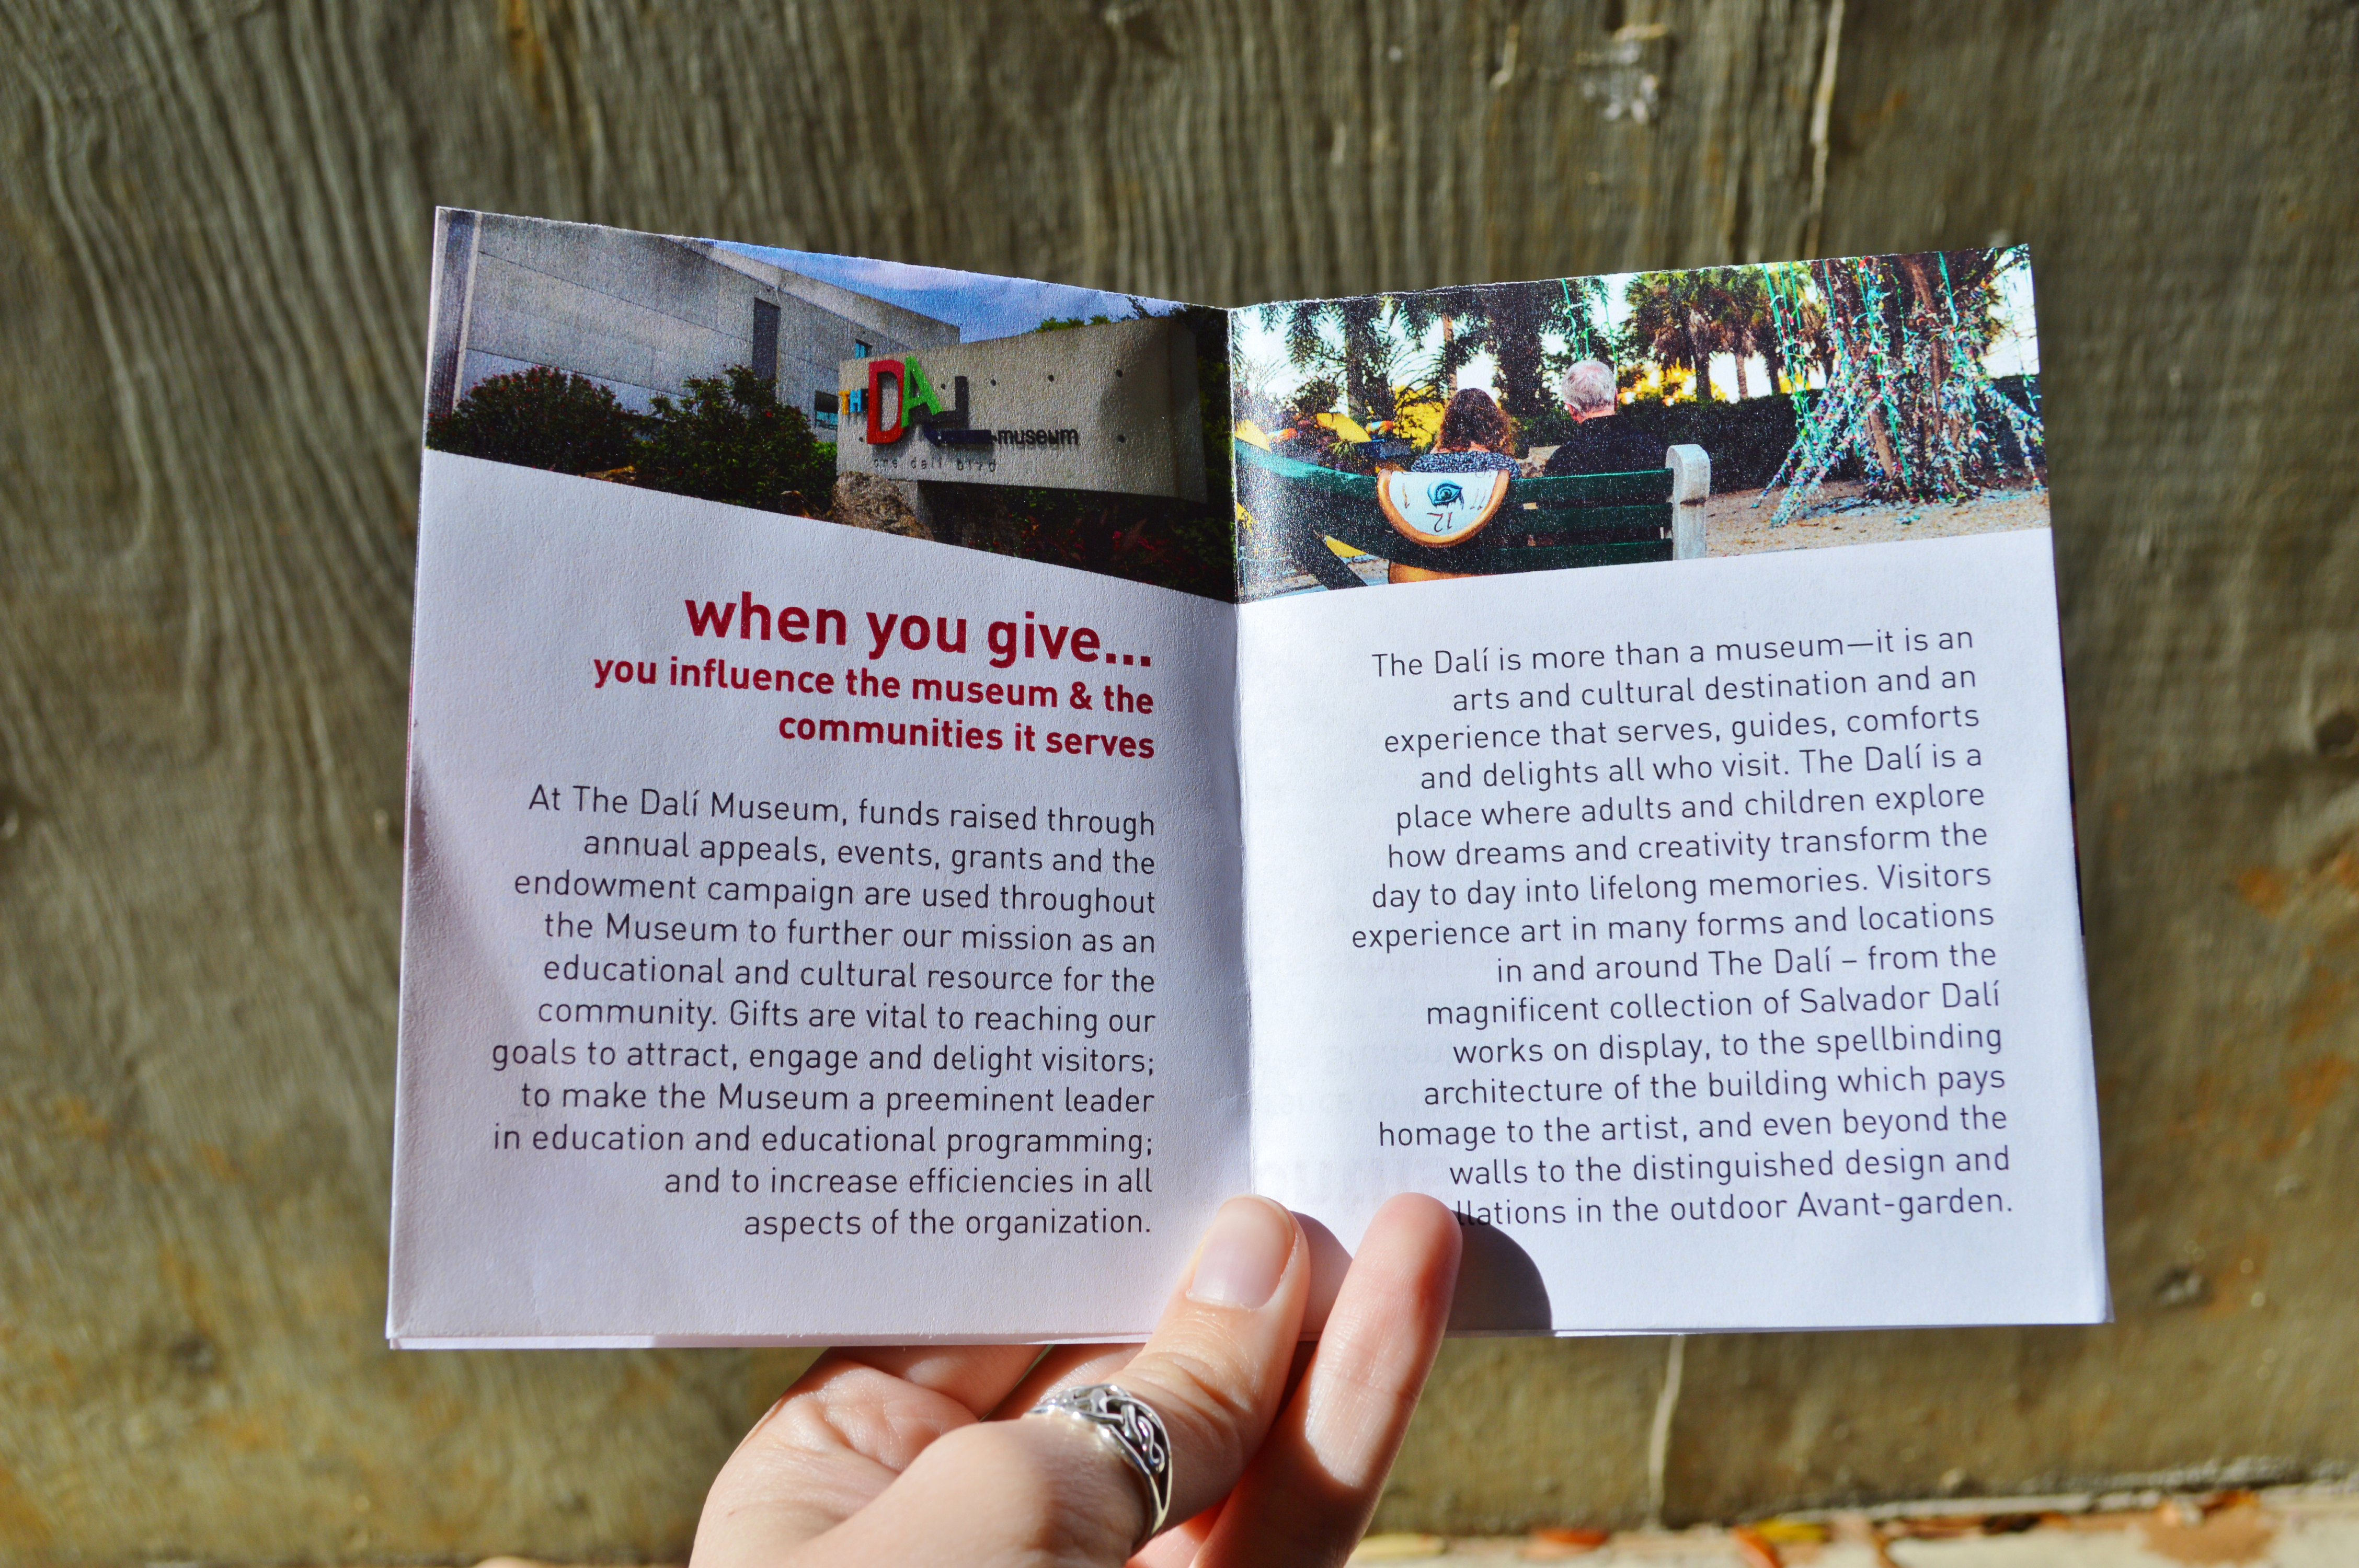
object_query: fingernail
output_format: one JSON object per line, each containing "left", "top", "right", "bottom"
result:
{"left": 1186, "top": 1196, "right": 1294, "bottom": 1309}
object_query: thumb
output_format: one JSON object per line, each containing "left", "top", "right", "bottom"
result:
{"left": 800, "top": 1196, "right": 1311, "bottom": 1566}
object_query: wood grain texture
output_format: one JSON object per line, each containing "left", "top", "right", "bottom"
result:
{"left": 1, "top": 0, "right": 2352, "bottom": 1555}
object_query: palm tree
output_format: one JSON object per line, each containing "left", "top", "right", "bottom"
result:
{"left": 1274, "top": 296, "right": 1411, "bottom": 426}
{"left": 1558, "top": 274, "right": 1612, "bottom": 365}
{"left": 1279, "top": 299, "right": 1330, "bottom": 389}
{"left": 1760, "top": 249, "right": 2043, "bottom": 520}
{"left": 1759, "top": 264, "right": 1833, "bottom": 391}
{"left": 1391, "top": 284, "right": 1491, "bottom": 400}
{"left": 1230, "top": 346, "right": 1291, "bottom": 430}
{"left": 1336, "top": 295, "right": 1391, "bottom": 422}
{"left": 1622, "top": 271, "right": 1718, "bottom": 401}
{"left": 1704, "top": 268, "right": 1775, "bottom": 400}
{"left": 1486, "top": 283, "right": 1554, "bottom": 424}
{"left": 1271, "top": 278, "right": 1627, "bottom": 446}
{"left": 1488, "top": 275, "right": 1618, "bottom": 424}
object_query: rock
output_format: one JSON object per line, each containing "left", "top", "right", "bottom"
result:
{"left": 831, "top": 472, "right": 933, "bottom": 539}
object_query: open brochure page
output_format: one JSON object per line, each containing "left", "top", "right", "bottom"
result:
{"left": 389, "top": 213, "right": 1245, "bottom": 1345}
{"left": 1232, "top": 252, "right": 2109, "bottom": 1331}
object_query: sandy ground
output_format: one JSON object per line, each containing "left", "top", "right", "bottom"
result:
{"left": 1344, "top": 1483, "right": 2359, "bottom": 1565}
{"left": 1705, "top": 480, "right": 2052, "bottom": 558}
{"left": 1249, "top": 477, "right": 2052, "bottom": 597}
{"left": 465, "top": 1484, "right": 2359, "bottom": 1567}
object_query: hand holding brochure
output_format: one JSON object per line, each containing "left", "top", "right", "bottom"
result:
{"left": 388, "top": 212, "right": 2105, "bottom": 1345}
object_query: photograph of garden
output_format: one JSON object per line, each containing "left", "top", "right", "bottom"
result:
{"left": 1231, "top": 247, "right": 2045, "bottom": 598}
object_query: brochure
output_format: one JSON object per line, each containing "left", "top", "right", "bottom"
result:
{"left": 389, "top": 211, "right": 2104, "bottom": 1345}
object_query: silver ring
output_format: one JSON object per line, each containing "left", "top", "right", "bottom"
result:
{"left": 1027, "top": 1382, "right": 1173, "bottom": 1548}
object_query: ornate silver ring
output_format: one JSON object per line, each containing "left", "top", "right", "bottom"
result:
{"left": 1027, "top": 1382, "right": 1173, "bottom": 1547}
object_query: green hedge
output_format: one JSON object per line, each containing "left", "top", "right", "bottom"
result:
{"left": 425, "top": 363, "right": 834, "bottom": 516}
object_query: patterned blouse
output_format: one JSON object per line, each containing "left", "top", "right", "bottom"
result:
{"left": 1410, "top": 448, "right": 1520, "bottom": 474}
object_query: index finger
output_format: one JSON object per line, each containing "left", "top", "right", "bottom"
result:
{"left": 1194, "top": 1193, "right": 1463, "bottom": 1567}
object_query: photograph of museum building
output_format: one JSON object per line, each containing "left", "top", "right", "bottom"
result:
{"left": 422, "top": 208, "right": 959, "bottom": 432}
{"left": 418, "top": 209, "right": 1233, "bottom": 601}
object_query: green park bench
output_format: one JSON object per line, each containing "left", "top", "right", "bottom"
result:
{"left": 1235, "top": 439, "right": 1711, "bottom": 590}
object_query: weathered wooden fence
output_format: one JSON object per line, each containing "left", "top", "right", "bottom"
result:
{"left": 1, "top": 1, "right": 2353, "bottom": 1557}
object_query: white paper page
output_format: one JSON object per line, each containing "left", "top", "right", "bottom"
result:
{"left": 1236, "top": 532, "right": 2107, "bottom": 1332}
{"left": 389, "top": 455, "right": 1246, "bottom": 1346}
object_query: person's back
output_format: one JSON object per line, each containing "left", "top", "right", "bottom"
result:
{"left": 1540, "top": 360, "right": 1667, "bottom": 478}
{"left": 1540, "top": 416, "right": 1666, "bottom": 477}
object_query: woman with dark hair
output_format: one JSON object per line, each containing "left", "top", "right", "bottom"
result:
{"left": 1411, "top": 387, "right": 1519, "bottom": 472}
{"left": 1384, "top": 386, "right": 1519, "bottom": 583}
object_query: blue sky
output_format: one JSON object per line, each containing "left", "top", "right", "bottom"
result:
{"left": 715, "top": 241, "right": 1190, "bottom": 343}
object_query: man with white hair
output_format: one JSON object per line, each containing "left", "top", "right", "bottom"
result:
{"left": 1540, "top": 359, "right": 1667, "bottom": 478}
